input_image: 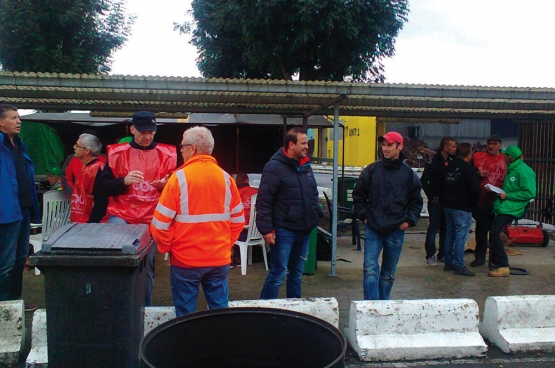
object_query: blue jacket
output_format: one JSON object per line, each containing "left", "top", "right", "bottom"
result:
{"left": 256, "top": 148, "right": 322, "bottom": 235}
{"left": 0, "top": 132, "right": 40, "bottom": 224}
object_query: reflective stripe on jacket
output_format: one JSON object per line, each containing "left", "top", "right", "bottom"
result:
{"left": 150, "top": 155, "right": 245, "bottom": 267}
{"left": 107, "top": 142, "right": 176, "bottom": 224}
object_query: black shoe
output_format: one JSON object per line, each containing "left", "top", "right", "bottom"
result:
{"left": 454, "top": 267, "right": 475, "bottom": 276}
{"left": 470, "top": 260, "right": 485, "bottom": 267}
{"left": 443, "top": 264, "right": 454, "bottom": 271}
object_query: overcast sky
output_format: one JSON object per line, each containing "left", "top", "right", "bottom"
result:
{"left": 110, "top": 0, "right": 555, "bottom": 88}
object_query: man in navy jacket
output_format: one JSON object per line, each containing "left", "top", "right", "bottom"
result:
{"left": 257, "top": 127, "right": 322, "bottom": 299}
{"left": 0, "top": 104, "right": 39, "bottom": 307}
{"left": 352, "top": 132, "right": 422, "bottom": 300}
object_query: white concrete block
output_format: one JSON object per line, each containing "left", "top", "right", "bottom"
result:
{"left": 26, "top": 309, "right": 47, "bottom": 367}
{"left": 0, "top": 300, "right": 25, "bottom": 365}
{"left": 344, "top": 299, "right": 487, "bottom": 361}
{"left": 229, "top": 297, "right": 339, "bottom": 328}
{"left": 479, "top": 295, "right": 555, "bottom": 354}
{"left": 144, "top": 306, "right": 176, "bottom": 336}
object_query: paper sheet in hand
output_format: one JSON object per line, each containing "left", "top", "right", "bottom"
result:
{"left": 485, "top": 184, "right": 505, "bottom": 194}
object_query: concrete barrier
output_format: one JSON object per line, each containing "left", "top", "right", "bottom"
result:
{"left": 344, "top": 299, "right": 487, "bottom": 361}
{"left": 28, "top": 298, "right": 339, "bottom": 366}
{"left": 479, "top": 295, "right": 555, "bottom": 354}
{"left": 0, "top": 300, "right": 26, "bottom": 365}
{"left": 144, "top": 306, "right": 176, "bottom": 336}
{"left": 26, "top": 309, "right": 47, "bottom": 367}
{"left": 229, "top": 297, "right": 339, "bottom": 328}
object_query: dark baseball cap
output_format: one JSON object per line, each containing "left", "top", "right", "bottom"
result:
{"left": 132, "top": 111, "right": 157, "bottom": 132}
{"left": 486, "top": 134, "right": 502, "bottom": 143}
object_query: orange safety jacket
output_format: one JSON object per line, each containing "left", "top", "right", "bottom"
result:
{"left": 150, "top": 155, "right": 245, "bottom": 268}
{"left": 107, "top": 143, "right": 176, "bottom": 224}
{"left": 70, "top": 160, "right": 109, "bottom": 223}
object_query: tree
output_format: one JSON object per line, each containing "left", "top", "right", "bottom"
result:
{"left": 178, "top": 0, "right": 409, "bottom": 82}
{"left": 0, "top": 0, "right": 135, "bottom": 74}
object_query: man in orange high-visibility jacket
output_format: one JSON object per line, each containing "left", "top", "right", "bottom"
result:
{"left": 150, "top": 126, "right": 245, "bottom": 316}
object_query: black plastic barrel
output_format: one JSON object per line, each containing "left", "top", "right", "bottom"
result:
{"left": 140, "top": 307, "right": 347, "bottom": 368}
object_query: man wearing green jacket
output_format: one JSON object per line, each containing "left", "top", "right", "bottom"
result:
{"left": 488, "top": 146, "right": 536, "bottom": 277}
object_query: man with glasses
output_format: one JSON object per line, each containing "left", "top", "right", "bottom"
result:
{"left": 471, "top": 134, "right": 507, "bottom": 267}
{"left": 0, "top": 104, "right": 39, "bottom": 310}
{"left": 151, "top": 126, "right": 244, "bottom": 315}
{"left": 99, "top": 111, "right": 177, "bottom": 305}
{"left": 70, "top": 133, "right": 108, "bottom": 223}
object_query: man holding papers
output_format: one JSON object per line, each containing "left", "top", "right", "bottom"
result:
{"left": 487, "top": 146, "right": 536, "bottom": 277}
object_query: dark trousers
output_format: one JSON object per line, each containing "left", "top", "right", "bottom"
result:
{"left": 489, "top": 214, "right": 514, "bottom": 268}
{"left": 425, "top": 201, "right": 446, "bottom": 259}
{"left": 472, "top": 204, "right": 494, "bottom": 263}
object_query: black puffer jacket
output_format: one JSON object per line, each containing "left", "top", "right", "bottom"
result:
{"left": 352, "top": 156, "right": 423, "bottom": 235}
{"left": 256, "top": 148, "right": 322, "bottom": 235}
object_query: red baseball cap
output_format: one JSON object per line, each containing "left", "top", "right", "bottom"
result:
{"left": 378, "top": 132, "right": 404, "bottom": 145}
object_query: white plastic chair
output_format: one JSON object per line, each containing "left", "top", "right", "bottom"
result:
{"left": 29, "top": 190, "right": 71, "bottom": 275}
{"left": 235, "top": 194, "right": 268, "bottom": 275}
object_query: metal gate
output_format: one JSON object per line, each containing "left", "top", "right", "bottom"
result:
{"left": 519, "top": 121, "right": 555, "bottom": 224}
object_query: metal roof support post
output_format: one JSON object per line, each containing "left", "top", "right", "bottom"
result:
{"left": 330, "top": 102, "right": 340, "bottom": 276}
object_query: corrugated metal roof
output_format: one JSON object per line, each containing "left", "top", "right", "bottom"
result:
{"left": 2, "top": 71, "right": 555, "bottom": 119}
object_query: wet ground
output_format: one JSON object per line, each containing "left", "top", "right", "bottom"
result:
{"left": 12, "top": 218, "right": 555, "bottom": 367}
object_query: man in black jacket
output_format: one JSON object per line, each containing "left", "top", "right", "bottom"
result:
{"left": 352, "top": 132, "right": 423, "bottom": 300}
{"left": 420, "top": 137, "right": 456, "bottom": 266}
{"left": 441, "top": 142, "right": 480, "bottom": 276}
{"left": 257, "top": 127, "right": 322, "bottom": 299}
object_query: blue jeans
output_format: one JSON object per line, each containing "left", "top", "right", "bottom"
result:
{"left": 260, "top": 228, "right": 310, "bottom": 299}
{"left": 109, "top": 215, "right": 156, "bottom": 306}
{"left": 170, "top": 265, "right": 230, "bottom": 316}
{"left": 443, "top": 207, "right": 473, "bottom": 269}
{"left": 425, "top": 201, "right": 446, "bottom": 259}
{"left": 363, "top": 225, "right": 404, "bottom": 300}
{"left": 0, "top": 208, "right": 31, "bottom": 301}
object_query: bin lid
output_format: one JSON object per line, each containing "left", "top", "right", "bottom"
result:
{"left": 42, "top": 223, "right": 151, "bottom": 255}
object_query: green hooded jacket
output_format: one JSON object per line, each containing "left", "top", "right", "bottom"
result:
{"left": 493, "top": 159, "right": 536, "bottom": 217}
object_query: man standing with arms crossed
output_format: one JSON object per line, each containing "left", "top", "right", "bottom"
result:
{"left": 0, "top": 104, "right": 40, "bottom": 310}
{"left": 421, "top": 137, "right": 456, "bottom": 266}
{"left": 471, "top": 134, "right": 507, "bottom": 267}
{"left": 99, "top": 111, "right": 176, "bottom": 305}
{"left": 257, "top": 127, "right": 322, "bottom": 299}
{"left": 352, "top": 132, "right": 423, "bottom": 300}
{"left": 150, "top": 126, "right": 244, "bottom": 315}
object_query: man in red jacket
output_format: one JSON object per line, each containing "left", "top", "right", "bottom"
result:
{"left": 98, "top": 111, "right": 176, "bottom": 306}
{"left": 70, "top": 133, "right": 108, "bottom": 223}
{"left": 471, "top": 134, "right": 507, "bottom": 267}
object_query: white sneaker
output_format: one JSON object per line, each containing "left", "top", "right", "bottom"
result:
{"left": 426, "top": 256, "right": 438, "bottom": 267}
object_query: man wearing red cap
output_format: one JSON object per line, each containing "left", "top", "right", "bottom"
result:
{"left": 352, "top": 132, "right": 423, "bottom": 300}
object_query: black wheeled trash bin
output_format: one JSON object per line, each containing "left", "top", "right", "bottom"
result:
{"left": 29, "top": 222, "right": 154, "bottom": 368}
